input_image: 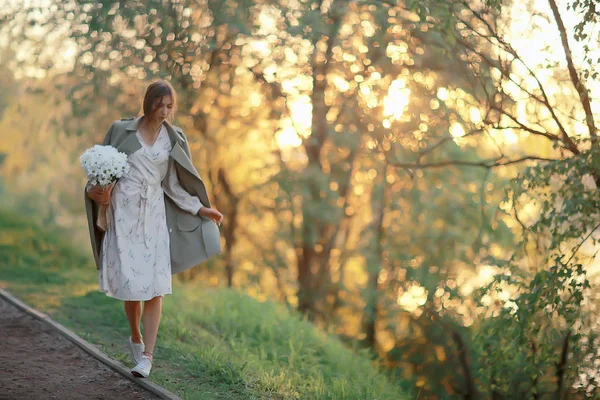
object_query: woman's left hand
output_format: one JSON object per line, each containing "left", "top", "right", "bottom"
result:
{"left": 87, "top": 183, "right": 114, "bottom": 205}
{"left": 198, "top": 207, "right": 224, "bottom": 226}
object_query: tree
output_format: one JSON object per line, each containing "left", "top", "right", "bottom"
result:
{"left": 379, "top": 0, "right": 600, "bottom": 396}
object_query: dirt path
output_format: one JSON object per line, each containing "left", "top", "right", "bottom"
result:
{"left": 0, "top": 295, "right": 162, "bottom": 400}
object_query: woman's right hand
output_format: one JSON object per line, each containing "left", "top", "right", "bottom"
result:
{"left": 198, "top": 207, "right": 224, "bottom": 226}
{"left": 87, "top": 183, "right": 114, "bottom": 205}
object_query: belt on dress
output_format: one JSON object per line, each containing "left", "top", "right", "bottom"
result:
{"left": 137, "top": 178, "right": 161, "bottom": 249}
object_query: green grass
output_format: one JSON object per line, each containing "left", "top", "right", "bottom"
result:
{"left": 0, "top": 209, "right": 409, "bottom": 400}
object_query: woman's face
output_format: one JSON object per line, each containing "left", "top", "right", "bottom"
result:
{"left": 150, "top": 95, "right": 173, "bottom": 122}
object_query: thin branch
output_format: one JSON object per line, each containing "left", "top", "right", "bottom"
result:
{"left": 548, "top": 0, "right": 597, "bottom": 139}
{"left": 387, "top": 155, "right": 559, "bottom": 170}
{"left": 564, "top": 220, "right": 600, "bottom": 267}
{"left": 513, "top": 194, "right": 529, "bottom": 236}
{"left": 416, "top": 128, "right": 481, "bottom": 158}
{"left": 484, "top": 126, "right": 505, "bottom": 155}
{"left": 495, "top": 107, "right": 580, "bottom": 155}
{"left": 455, "top": 5, "right": 581, "bottom": 154}
{"left": 496, "top": 108, "right": 561, "bottom": 140}
{"left": 458, "top": 1, "right": 500, "bottom": 47}
{"left": 507, "top": 55, "right": 579, "bottom": 154}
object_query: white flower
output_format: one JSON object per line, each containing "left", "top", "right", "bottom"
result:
{"left": 80, "top": 145, "right": 130, "bottom": 187}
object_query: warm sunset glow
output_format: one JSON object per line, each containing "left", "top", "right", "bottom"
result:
{"left": 490, "top": 127, "right": 519, "bottom": 145}
{"left": 276, "top": 125, "right": 303, "bottom": 148}
{"left": 276, "top": 95, "right": 311, "bottom": 149}
{"left": 384, "top": 78, "right": 411, "bottom": 120}
{"left": 397, "top": 284, "right": 428, "bottom": 313}
{"left": 450, "top": 122, "right": 466, "bottom": 138}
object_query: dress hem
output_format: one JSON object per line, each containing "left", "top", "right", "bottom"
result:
{"left": 98, "top": 289, "right": 172, "bottom": 301}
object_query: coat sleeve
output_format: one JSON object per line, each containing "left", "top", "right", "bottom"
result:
{"left": 163, "top": 158, "right": 204, "bottom": 215}
{"left": 84, "top": 121, "right": 117, "bottom": 269}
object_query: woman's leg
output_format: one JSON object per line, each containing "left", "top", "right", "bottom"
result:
{"left": 141, "top": 295, "right": 163, "bottom": 359}
{"left": 124, "top": 300, "right": 143, "bottom": 343}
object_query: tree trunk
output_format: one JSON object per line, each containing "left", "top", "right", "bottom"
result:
{"left": 363, "top": 162, "right": 387, "bottom": 348}
{"left": 297, "top": 244, "right": 316, "bottom": 318}
{"left": 297, "top": 7, "right": 343, "bottom": 318}
{"left": 216, "top": 167, "right": 238, "bottom": 287}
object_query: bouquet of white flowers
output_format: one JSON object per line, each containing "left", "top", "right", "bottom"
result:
{"left": 80, "top": 145, "right": 130, "bottom": 231}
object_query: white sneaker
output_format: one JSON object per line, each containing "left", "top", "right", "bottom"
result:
{"left": 128, "top": 336, "right": 145, "bottom": 365}
{"left": 131, "top": 355, "right": 152, "bottom": 378}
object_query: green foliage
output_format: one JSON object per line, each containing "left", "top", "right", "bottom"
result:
{"left": 468, "top": 148, "right": 599, "bottom": 398}
{"left": 568, "top": 0, "right": 599, "bottom": 42}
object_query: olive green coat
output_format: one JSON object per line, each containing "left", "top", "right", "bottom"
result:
{"left": 84, "top": 116, "right": 222, "bottom": 274}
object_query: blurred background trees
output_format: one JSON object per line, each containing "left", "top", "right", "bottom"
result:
{"left": 1, "top": 0, "right": 599, "bottom": 397}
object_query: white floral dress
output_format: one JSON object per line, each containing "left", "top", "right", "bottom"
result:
{"left": 99, "top": 125, "right": 203, "bottom": 301}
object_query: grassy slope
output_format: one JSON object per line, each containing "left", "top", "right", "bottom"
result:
{"left": 0, "top": 209, "right": 409, "bottom": 400}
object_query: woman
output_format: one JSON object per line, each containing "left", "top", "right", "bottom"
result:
{"left": 85, "top": 80, "right": 223, "bottom": 378}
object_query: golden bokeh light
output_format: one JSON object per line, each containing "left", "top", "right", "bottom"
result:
{"left": 383, "top": 78, "right": 411, "bottom": 120}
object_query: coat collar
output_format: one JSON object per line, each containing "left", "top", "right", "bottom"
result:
{"left": 119, "top": 115, "right": 184, "bottom": 150}
{"left": 125, "top": 116, "right": 179, "bottom": 144}
{"left": 117, "top": 116, "right": 201, "bottom": 181}
{"left": 124, "top": 115, "right": 143, "bottom": 132}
